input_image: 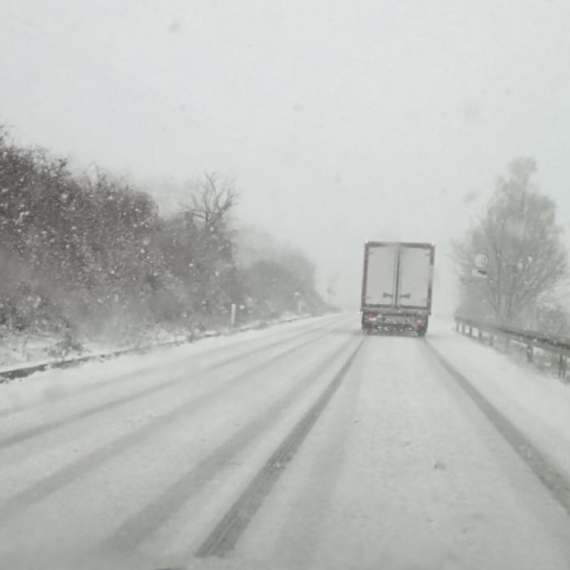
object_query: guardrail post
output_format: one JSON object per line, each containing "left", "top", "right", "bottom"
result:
{"left": 526, "top": 344, "right": 534, "bottom": 363}
{"left": 468, "top": 326, "right": 473, "bottom": 337}
{"left": 461, "top": 323, "right": 465, "bottom": 335}
{"left": 478, "top": 329, "right": 483, "bottom": 342}
{"left": 559, "top": 355, "right": 567, "bottom": 380}
{"left": 489, "top": 335, "right": 494, "bottom": 347}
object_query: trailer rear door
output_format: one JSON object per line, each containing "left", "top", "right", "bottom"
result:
{"left": 396, "top": 245, "right": 432, "bottom": 309}
{"left": 363, "top": 244, "right": 398, "bottom": 306}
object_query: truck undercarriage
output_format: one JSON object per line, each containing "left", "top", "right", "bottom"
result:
{"left": 361, "top": 311, "right": 429, "bottom": 336}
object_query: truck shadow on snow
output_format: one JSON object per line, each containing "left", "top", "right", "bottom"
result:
{"left": 364, "top": 330, "right": 423, "bottom": 338}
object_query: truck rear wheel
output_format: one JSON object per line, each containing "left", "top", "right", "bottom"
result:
{"left": 417, "top": 317, "right": 429, "bottom": 337}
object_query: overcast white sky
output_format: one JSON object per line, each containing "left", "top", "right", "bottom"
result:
{"left": 2, "top": 0, "right": 570, "bottom": 309}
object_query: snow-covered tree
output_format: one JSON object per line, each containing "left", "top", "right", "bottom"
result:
{"left": 454, "top": 158, "right": 567, "bottom": 327}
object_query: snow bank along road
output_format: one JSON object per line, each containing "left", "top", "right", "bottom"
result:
{"left": 1, "top": 314, "right": 570, "bottom": 570}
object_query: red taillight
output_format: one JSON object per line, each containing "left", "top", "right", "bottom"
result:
{"left": 417, "top": 318, "right": 426, "bottom": 324}
{"left": 366, "top": 315, "right": 376, "bottom": 322}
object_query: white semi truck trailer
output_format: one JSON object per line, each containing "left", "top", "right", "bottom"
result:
{"left": 360, "top": 242, "right": 435, "bottom": 336}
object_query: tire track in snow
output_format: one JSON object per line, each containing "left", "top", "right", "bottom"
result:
{"left": 0, "top": 316, "right": 333, "bottom": 421}
{"left": 423, "top": 340, "right": 570, "bottom": 520}
{"left": 0, "top": 328, "right": 345, "bottom": 523}
{"left": 195, "top": 338, "right": 364, "bottom": 558}
{"left": 0, "top": 322, "right": 340, "bottom": 451}
{"left": 99, "top": 335, "right": 361, "bottom": 554}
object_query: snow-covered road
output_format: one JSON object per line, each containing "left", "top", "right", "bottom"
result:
{"left": 1, "top": 314, "right": 570, "bottom": 569}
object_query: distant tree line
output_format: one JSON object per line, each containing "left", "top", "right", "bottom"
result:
{"left": 0, "top": 128, "right": 330, "bottom": 345}
{"left": 454, "top": 157, "right": 569, "bottom": 335}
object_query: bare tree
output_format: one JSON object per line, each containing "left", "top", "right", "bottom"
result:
{"left": 454, "top": 158, "right": 567, "bottom": 327}
{"left": 188, "top": 172, "right": 238, "bottom": 229}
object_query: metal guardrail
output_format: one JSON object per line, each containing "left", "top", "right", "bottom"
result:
{"left": 455, "top": 316, "right": 570, "bottom": 380}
